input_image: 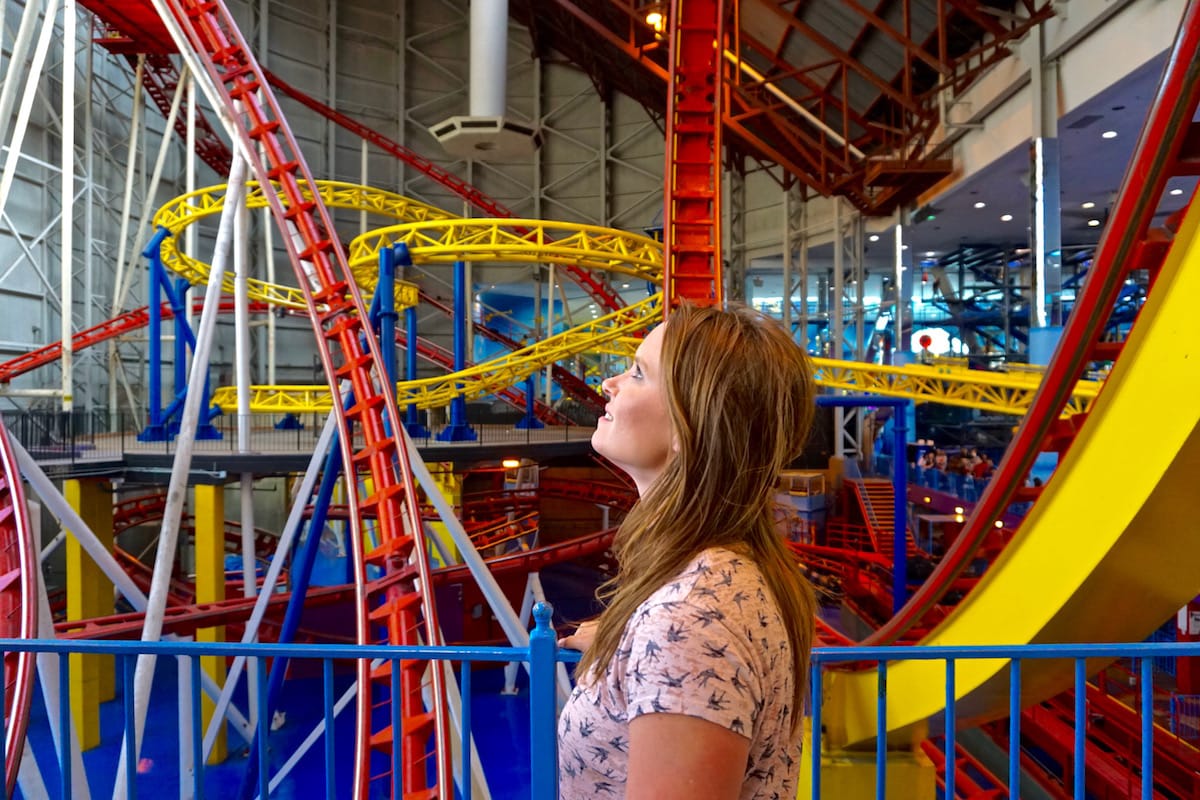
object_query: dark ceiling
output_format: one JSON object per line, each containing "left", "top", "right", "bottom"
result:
{"left": 510, "top": 0, "right": 1054, "bottom": 215}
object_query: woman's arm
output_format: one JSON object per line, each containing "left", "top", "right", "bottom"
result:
{"left": 626, "top": 713, "right": 751, "bottom": 800}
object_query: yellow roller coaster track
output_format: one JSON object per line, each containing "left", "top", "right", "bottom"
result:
{"left": 812, "top": 357, "right": 1101, "bottom": 418}
{"left": 165, "top": 184, "right": 1100, "bottom": 417}
{"left": 347, "top": 218, "right": 664, "bottom": 281}
{"left": 210, "top": 294, "right": 663, "bottom": 412}
{"left": 153, "top": 180, "right": 455, "bottom": 309}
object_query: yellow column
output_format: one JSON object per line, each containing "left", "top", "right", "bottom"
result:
{"left": 427, "top": 463, "right": 461, "bottom": 566}
{"left": 797, "top": 721, "right": 937, "bottom": 799}
{"left": 65, "top": 478, "right": 114, "bottom": 751}
{"left": 193, "top": 483, "right": 227, "bottom": 763}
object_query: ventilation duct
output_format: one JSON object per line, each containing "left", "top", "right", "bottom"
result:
{"left": 430, "top": 0, "right": 540, "bottom": 159}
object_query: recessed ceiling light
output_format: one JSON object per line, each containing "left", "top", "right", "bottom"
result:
{"left": 1170, "top": 188, "right": 1184, "bottom": 196}
{"left": 621, "top": 282, "right": 631, "bottom": 289}
{"left": 1101, "top": 130, "right": 1118, "bottom": 139}
{"left": 1087, "top": 219, "right": 1101, "bottom": 227}
{"left": 1000, "top": 214, "right": 1013, "bottom": 222}
{"left": 868, "top": 234, "right": 880, "bottom": 242}
{"left": 1081, "top": 201, "right": 1096, "bottom": 209}
{"left": 900, "top": 244, "right": 909, "bottom": 250}
{"left": 925, "top": 251, "right": 936, "bottom": 257}
{"left": 973, "top": 201, "right": 986, "bottom": 209}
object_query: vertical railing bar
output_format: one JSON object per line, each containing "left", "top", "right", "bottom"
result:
{"left": 1074, "top": 657, "right": 1086, "bottom": 800}
{"left": 391, "top": 657, "right": 402, "bottom": 792}
{"left": 1140, "top": 656, "right": 1153, "bottom": 800}
{"left": 810, "top": 657, "right": 822, "bottom": 800}
{"left": 58, "top": 652, "right": 71, "bottom": 800}
{"left": 945, "top": 658, "right": 956, "bottom": 800}
{"left": 1009, "top": 658, "right": 1021, "bottom": 800}
{"left": 124, "top": 653, "right": 138, "bottom": 800}
{"left": 323, "top": 658, "right": 335, "bottom": 799}
{"left": 257, "top": 656, "right": 269, "bottom": 799}
{"left": 876, "top": 660, "right": 886, "bottom": 800}
{"left": 461, "top": 661, "right": 472, "bottom": 800}
{"left": 192, "top": 655, "right": 204, "bottom": 800}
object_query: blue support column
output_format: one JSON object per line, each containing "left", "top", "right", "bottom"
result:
{"left": 138, "top": 228, "right": 171, "bottom": 442}
{"left": 139, "top": 226, "right": 222, "bottom": 441}
{"left": 394, "top": 244, "right": 429, "bottom": 438}
{"left": 169, "top": 278, "right": 221, "bottom": 441}
{"left": 438, "top": 260, "right": 476, "bottom": 442}
{"left": 378, "top": 246, "right": 399, "bottom": 385}
{"left": 514, "top": 375, "right": 544, "bottom": 429}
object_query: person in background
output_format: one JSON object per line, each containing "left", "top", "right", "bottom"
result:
{"left": 557, "top": 302, "right": 818, "bottom": 800}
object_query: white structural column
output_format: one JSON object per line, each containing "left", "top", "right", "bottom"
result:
{"left": 60, "top": 0, "right": 76, "bottom": 412}
{"left": 893, "top": 222, "right": 912, "bottom": 362}
{"left": 0, "top": 0, "right": 61, "bottom": 223}
{"left": 470, "top": 0, "right": 508, "bottom": 116}
{"left": 1029, "top": 26, "right": 1063, "bottom": 334}
{"left": 114, "top": 155, "right": 250, "bottom": 800}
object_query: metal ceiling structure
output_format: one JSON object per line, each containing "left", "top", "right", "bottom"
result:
{"left": 511, "top": 0, "right": 1054, "bottom": 215}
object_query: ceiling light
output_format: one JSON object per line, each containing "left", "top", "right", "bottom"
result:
{"left": 868, "top": 234, "right": 880, "bottom": 242}
{"left": 1101, "top": 130, "right": 1118, "bottom": 139}
{"left": 973, "top": 201, "right": 986, "bottom": 209}
{"left": 1170, "top": 188, "right": 1184, "bottom": 196}
{"left": 900, "top": 244, "right": 909, "bottom": 250}
{"left": 644, "top": 10, "right": 665, "bottom": 32}
{"left": 1087, "top": 219, "right": 1101, "bottom": 227}
{"left": 1000, "top": 214, "right": 1013, "bottom": 222}
{"left": 621, "top": 282, "right": 631, "bottom": 288}
{"left": 1081, "top": 201, "right": 1095, "bottom": 209}
{"left": 925, "top": 251, "right": 936, "bottom": 257}
{"left": 501, "top": 458, "right": 522, "bottom": 469}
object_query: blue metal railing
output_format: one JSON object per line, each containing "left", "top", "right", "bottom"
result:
{"left": 810, "top": 641, "right": 1200, "bottom": 800}
{"left": 5, "top": 619, "right": 1199, "bottom": 798}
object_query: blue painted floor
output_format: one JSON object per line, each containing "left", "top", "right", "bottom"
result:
{"left": 17, "top": 657, "right": 535, "bottom": 799}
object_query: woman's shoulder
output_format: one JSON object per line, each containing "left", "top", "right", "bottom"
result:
{"left": 642, "top": 547, "right": 768, "bottom": 611}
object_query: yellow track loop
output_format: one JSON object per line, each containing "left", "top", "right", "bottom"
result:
{"left": 347, "top": 219, "right": 664, "bottom": 281}
{"left": 812, "top": 358, "right": 1101, "bottom": 417}
{"left": 153, "top": 181, "right": 451, "bottom": 309}
{"left": 209, "top": 294, "right": 663, "bottom": 412}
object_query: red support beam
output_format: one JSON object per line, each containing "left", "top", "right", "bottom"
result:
{"left": 663, "top": 0, "right": 724, "bottom": 308}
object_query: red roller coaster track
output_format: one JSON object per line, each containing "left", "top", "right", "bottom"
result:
{"left": 158, "top": 1, "right": 449, "bottom": 795}
{"left": 865, "top": 1, "right": 1200, "bottom": 647}
{"left": 0, "top": 418, "right": 37, "bottom": 798}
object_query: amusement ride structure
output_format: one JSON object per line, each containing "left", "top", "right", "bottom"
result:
{"left": 0, "top": 0, "right": 1199, "bottom": 798}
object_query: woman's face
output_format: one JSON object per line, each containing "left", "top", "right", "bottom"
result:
{"left": 592, "top": 324, "right": 673, "bottom": 495}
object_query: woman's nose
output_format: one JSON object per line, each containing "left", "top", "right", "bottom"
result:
{"left": 601, "top": 374, "right": 617, "bottom": 398}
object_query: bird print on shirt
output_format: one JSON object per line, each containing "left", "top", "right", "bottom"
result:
{"left": 557, "top": 548, "right": 801, "bottom": 800}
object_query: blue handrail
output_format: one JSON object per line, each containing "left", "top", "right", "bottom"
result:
{"left": 5, "top": 629, "right": 1197, "bottom": 799}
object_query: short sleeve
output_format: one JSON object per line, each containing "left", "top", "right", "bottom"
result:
{"left": 621, "top": 596, "right": 763, "bottom": 738}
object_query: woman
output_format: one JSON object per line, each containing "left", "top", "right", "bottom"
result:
{"left": 557, "top": 303, "right": 818, "bottom": 800}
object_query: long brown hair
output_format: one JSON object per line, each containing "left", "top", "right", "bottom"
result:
{"left": 578, "top": 302, "right": 818, "bottom": 733}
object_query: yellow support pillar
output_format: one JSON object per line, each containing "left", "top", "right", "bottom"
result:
{"left": 427, "top": 463, "right": 461, "bottom": 567}
{"left": 797, "top": 721, "right": 937, "bottom": 799}
{"left": 65, "top": 478, "right": 114, "bottom": 752}
{"left": 193, "top": 484, "right": 227, "bottom": 763}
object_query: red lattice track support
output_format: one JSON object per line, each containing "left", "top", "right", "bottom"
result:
{"left": 866, "top": 0, "right": 1200, "bottom": 646}
{"left": 663, "top": 0, "right": 724, "bottom": 308}
{"left": 0, "top": 418, "right": 37, "bottom": 797}
{"left": 155, "top": 1, "right": 450, "bottom": 796}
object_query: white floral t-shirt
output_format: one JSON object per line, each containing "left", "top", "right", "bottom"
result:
{"left": 557, "top": 548, "right": 800, "bottom": 799}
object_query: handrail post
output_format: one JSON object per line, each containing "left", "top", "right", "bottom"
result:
{"left": 529, "top": 602, "right": 558, "bottom": 800}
